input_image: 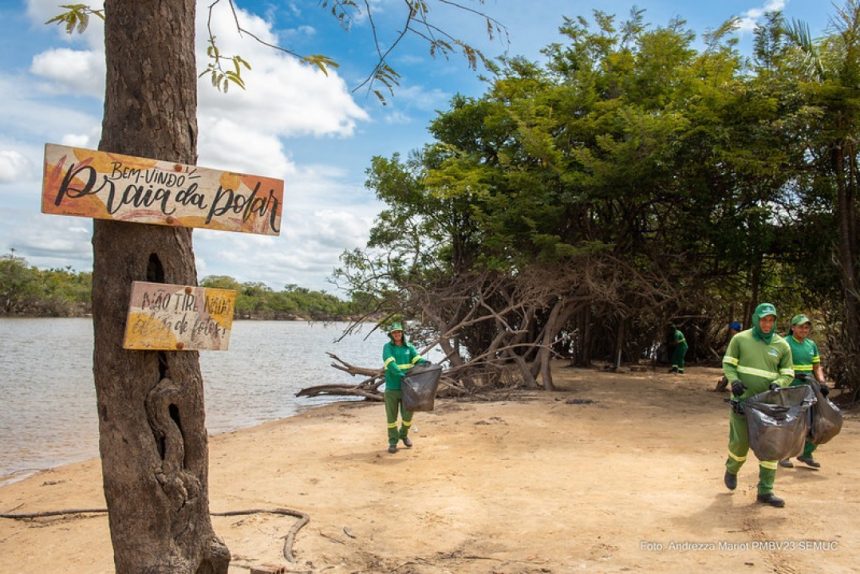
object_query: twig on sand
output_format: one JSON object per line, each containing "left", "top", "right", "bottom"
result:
{"left": 2, "top": 506, "right": 311, "bottom": 563}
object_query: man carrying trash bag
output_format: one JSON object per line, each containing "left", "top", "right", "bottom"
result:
{"left": 722, "top": 303, "right": 795, "bottom": 507}
{"left": 779, "top": 314, "right": 832, "bottom": 469}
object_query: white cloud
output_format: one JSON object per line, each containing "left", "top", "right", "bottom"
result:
{"left": 0, "top": 151, "right": 34, "bottom": 183}
{"left": 11, "top": 0, "right": 380, "bottom": 294}
{"left": 197, "top": 116, "right": 296, "bottom": 178}
{"left": 60, "top": 132, "right": 96, "bottom": 148}
{"left": 0, "top": 210, "right": 93, "bottom": 268}
{"left": 191, "top": 162, "right": 380, "bottom": 292}
{"left": 737, "top": 0, "right": 788, "bottom": 33}
{"left": 0, "top": 76, "right": 101, "bottom": 142}
{"left": 197, "top": 4, "right": 369, "bottom": 140}
{"left": 30, "top": 48, "right": 105, "bottom": 97}
{"left": 384, "top": 111, "right": 413, "bottom": 125}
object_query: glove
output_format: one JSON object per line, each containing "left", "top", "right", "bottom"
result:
{"left": 819, "top": 384, "right": 830, "bottom": 397}
{"left": 769, "top": 382, "right": 781, "bottom": 391}
{"left": 731, "top": 380, "right": 745, "bottom": 397}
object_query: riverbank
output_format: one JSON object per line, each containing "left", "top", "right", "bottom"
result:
{"left": 1, "top": 364, "right": 858, "bottom": 573}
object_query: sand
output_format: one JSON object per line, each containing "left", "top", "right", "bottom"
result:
{"left": 1, "top": 364, "right": 858, "bottom": 573}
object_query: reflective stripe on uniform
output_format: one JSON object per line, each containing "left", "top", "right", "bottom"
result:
{"left": 387, "top": 422, "right": 398, "bottom": 429}
{"left": 779, "top": 368, "right": 795, "bottom": 377}
{"left": 727, "top": 451, "right": 747, "bottom": 463}
{"left": 411, "top": 355, "right": 423, "bottom": 364}
{"left": 723, "top": 356, "right": 739, "bottom": 366}
{"left": 793, "top": 364, "right": 814, "bottom": 372}
{"left": 760, "top": 460, "right": 778, "bottom": 470}
{"left": 737, "top": 365, "right": 779, "bottom": 379}
{"left": 812, "top": 356, "right": 821, "bottom": 363}
{"left": 384, "top": 357, "right": 395, "bottom": 368}
{"left": 401, "top": 420, "right": 412, "bottom": 427}
{"left": 398, "top": 364, "right": 414, "bottom": 370}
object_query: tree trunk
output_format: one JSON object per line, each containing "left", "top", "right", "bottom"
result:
{"left": 537, "top": 299, "right": 577, "bottom": 391}
{"left": 834, "top": 143, "right": 860, "bottom": 393}
{"left": 580, "top": 306, "right": 593, "bottom": 367}
{"left": 94, "top": 1, "right": 229, "bottom": 572}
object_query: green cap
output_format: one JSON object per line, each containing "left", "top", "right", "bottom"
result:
{"left": 754, "top": 303, "right": 777, "bottom": 318}
{"left": 791, "top": 314, "right": 811, "bottom": 326}
{"left": 388, "top": 321, "right": 404, "bottom": 333}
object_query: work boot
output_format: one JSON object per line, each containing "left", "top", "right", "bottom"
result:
{"left": 756, "top": 493, "right": 785, "bottom": 508}
{"left": 724, "top": 470, "right": 737, "bottom": 491}
{"left": 797, "top": 455, "right": 821, "bottom": 468}
{"left": 388, "top": 444, "right": 397, "bottom": 454}
{"left": 402, "top": 436, "right": 413, "bottom": 448}
{"left": 668, "top": 366, "right": 678, "bottom": 373}
{"left": 778, "top": 459, "right": 794, "bottom": 468}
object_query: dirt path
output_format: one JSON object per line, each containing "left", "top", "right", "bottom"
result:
{"left": 1, "top": 365, "right": 858, "bottom": 573}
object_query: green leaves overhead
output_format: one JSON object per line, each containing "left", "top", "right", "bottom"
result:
{"left": 44, "top": 4, "right": 104, "bottom": 35}
{"left": 346, "top": 5, "right": 860, "bottom": 368}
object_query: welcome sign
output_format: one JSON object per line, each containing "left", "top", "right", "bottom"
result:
{"left": 42, "top": 143, "right": 283, "bottom": 236}
{"left": 123, "top": 281, "right": 236, "bottom": 351}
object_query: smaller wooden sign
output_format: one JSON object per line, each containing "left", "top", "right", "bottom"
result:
{"left": 123, "top": 281, "right": 236, "bottom": 351}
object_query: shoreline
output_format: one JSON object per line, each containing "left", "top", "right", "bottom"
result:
{"left": 0, "top": 395, "right": 367, "bottom": 488}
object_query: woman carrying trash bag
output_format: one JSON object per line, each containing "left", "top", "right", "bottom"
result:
{"left": 382, "top": 322, "right": 429, "bottom": 454}
{"left": 779, "top": 314, "right": 830, "bottom": 469}
{"left": 722, "top": 303, "right": 795, "bottom": 507}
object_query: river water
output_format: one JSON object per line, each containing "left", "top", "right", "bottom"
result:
{"left": 0, "top": 318, "right": 385, "bottom": 483}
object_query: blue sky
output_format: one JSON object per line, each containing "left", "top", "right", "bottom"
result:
{"left": 0, "top": 0, "right": 831, "bottom": 293}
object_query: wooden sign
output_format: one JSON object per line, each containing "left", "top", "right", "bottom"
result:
{"left": 42, "top": 143, "right": 283, "bottom": 236}
{"left": 123, "top": 281, "right": 236, "bottom": 351}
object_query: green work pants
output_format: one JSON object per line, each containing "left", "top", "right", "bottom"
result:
{"left": 726, "top": 411, "right": 777, "bottom": 495}
{"left": 671, "top": 343, "right": 688, "bottom": 372}
{"left": 789, "top": 377, "right": 817, "bottom": 457}
{"left": 384, "top": 390, "right": 413, "bottom": 446}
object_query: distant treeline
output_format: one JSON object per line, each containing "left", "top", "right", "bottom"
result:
{"left": 0, "top": 254, "right": 372, "bottom": 320}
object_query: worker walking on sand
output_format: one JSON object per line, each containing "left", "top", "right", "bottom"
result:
{"left": 779, "top": 314, "right": 831, "bottom": 469}
{"left": 382, "top": 322, "right": 429, "bottom": 454}
{"left": 667, "top": 324, "right": 688, "bottom": 374}
{"left": 722, "top": 303, "right": 794, "bottom": 507}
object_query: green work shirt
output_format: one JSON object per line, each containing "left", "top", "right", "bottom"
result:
{"left": 382, "top": 341, "right": 426, "bottom": 390}
{"left": 786, "top": 335, "right": 820, "bottom": 375}
{"left": 722, "top": 329, "right": 794, "bottom": 400}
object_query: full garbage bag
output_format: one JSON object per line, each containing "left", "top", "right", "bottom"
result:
{"left": 401, "top": 363, "right": 442, "bottom": 412}
{"left": 809, "top": 383, "right": 843, "bottom": 446}
{"left": 745, "top": 385, "right": 816, "bottom": 461}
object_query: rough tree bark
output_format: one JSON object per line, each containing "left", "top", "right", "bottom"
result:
{"left": 834, "top": 141, "right": 860, "bottom": 396}
{"left": 93, "top": 1, "right": 229, "bottom": 572}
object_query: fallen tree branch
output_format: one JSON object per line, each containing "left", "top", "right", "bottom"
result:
{"left": 2, "top": 506, "right": 311, "bottom": 563}
{"left": 328, "top": 352, "right": 384, "bottom": 378}
{"left": 211, "top": 508, "right": 310, "bottom": 562}
{"left": 295, "top": 384, "right": 383, "bottom": 401}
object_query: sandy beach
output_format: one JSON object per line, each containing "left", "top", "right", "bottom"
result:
{"left": 1, "top": 364, "right": 858, "bottom": 573}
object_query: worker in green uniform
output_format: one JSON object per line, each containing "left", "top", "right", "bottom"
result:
{"left": 382, "top": 322, "right": 428, "bottom": 454}
{"left": 667, "top": 324, "right": 688, "bottom": 374}
{"left": 722, "top": 303, "right": 795, "bottom": 507}
{"left": 779, "top": 314, "right": 830, "bottom": 469}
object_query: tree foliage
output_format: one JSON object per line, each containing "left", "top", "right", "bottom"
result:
{"left": 0, "top": 254, "right": 369, "bottom": 320}
{"left": 336, "top": 4, "right": 860, "bottom": 398}
{"left": 0, "top": 254, "right": 91, "bottom": 316}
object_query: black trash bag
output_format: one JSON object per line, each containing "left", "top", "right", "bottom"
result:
{"left": 745, "top": 385, "right": 816, "bottom": 461}
{"left": 809, "top": 383, "right": 843, "bottom": 446}
{"left": 401, "top": 363, "right": 442, "bottom": 412}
